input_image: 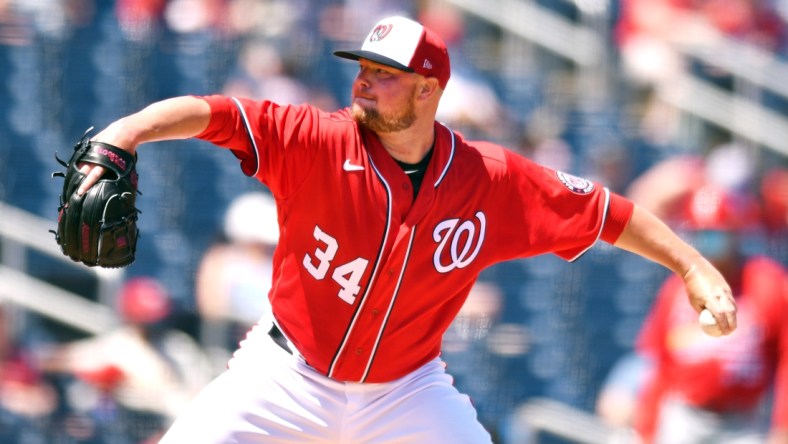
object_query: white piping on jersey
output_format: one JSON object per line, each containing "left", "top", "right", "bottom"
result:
{"left": 327, "top": 124, "right": 454, "bottom": 380}
{"left": 360, "top": 227, "right": 416, "bottom": 382}
{"left": 230, "top": 97, "right": 261, "bottom": 178}
{"left": 567, "top": 187, "right": 611, "bottom": 263}
{"left": 327, "top": 156, "right": 393, "bottom": 380}
{"left": 433, "top": 123, "right": 455, "bottom": 188}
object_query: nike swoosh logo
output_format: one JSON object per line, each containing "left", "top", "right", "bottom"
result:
{"left": 343, "top": 160, "right": 365, "bottom": 172}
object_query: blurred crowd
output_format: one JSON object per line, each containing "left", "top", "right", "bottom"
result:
{"left": 0, "top": 0, "right": 786, "bottom": 443}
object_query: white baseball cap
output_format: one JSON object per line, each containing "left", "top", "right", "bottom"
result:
{"left": 334, "top": 16, "right": 451, "bottom": 89}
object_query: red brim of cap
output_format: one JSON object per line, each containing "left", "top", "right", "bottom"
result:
{"left": 333, "top": 50, "right": 415, "bottom": 73}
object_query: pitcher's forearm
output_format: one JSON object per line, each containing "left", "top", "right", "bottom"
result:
{"left": 613, "top": 204, "right": 704, "bottom": 277}
{"left": 93, "top": 96, "right": 212, "bottom": 151}
{"left": 77, "top": 96, "right": 212, "bottom": 196}
{"left": 613, "top": 204, "right": 736, "bottom": 333}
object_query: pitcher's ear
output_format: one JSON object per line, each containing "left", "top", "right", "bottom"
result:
{"left": 419, "top": 77, "right": 440, "bottom": 98}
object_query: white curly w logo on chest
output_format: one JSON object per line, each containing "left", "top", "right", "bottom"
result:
{"left": 432, "top": 211, "right": 486, "bottom": 273}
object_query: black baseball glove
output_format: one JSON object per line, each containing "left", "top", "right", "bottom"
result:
{"left": 52, "top": 128, "right": 140, "bottom": 268}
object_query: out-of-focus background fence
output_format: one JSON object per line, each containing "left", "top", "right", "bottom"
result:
{"left": 0, "top": 0, "right": 786, "bottom": 443}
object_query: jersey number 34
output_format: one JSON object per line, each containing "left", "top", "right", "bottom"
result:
{"left": 303, "top": 225, "right": 370, "bottom": 305}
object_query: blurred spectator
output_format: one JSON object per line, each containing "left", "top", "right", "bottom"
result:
{"left": 421, "top": 3, "right": 512, "bottom": 143}
{"left": 615, "top": 0, "right": 785, "bottom": 87}
{"left": 626, "top": 142, "right": 758, "bottom": 223}
{"left": 631, "top": 185, "right": 788, "bottom": 443}
{"left": 614, "top": 0, "right": 786, "bottom": 159}
{"left": 6, "top": 0, "right": 93, "bottom": 40}
{"left": 220, "top": 0, "right": 313, "bottom": 41}
{"left": 441, "top": 280, "right": 507, "bottom": 442}
{"left": 116, "top": 0, "right": 167, "bottom": 114}
{"left": 220, "top": 36, "right": 339, "bottom": 110}
{"left": 442, "top": 278, "right": 537, "bottom": 442}
{"left": 697, "top": 0, "right": 785, "bottom": 51}
{"left": 626, "top": 154, "right": 707, "bottom": 221}
{"left": 521, "top": 135, "right": 573, "bottom": 173}
{"left": 595, "top": 351, "right": 653, "bottom": 431}
{"left": 443, "top": 280, "right": 504, "bottom": 354}
{"left": 221, "top": 39, "right": 310, "bottom": 105}
{"left": 0, "top": 0, "right": 32, "bottom": 45}
{"left": 760, "top": 167, "right": 788, "bottom": 235}
{"left": 163, "top": 0, "right": 224, "bottom": 36}
{"left": 195, "top": 191, "right": 280, "bottom": 372}
{"left": 615, "top": 0, "right": 698, "bottom": 87}
{"left": 0, "top": 303, "right": 57, "bottom": 442}
{"left": 582, "top": 136, "right": 634, "bottom": 195}
{"left": 117, "top": 0, "right": 165, "bottom": 42}
{"left": 40, "top": 277, "right": 212, "bottom": 442}
{"left": 516, "top": 106, "right": 574, "bottom": 171}
{"left": 436, "top": 70, "right": 508, "bottom": 141}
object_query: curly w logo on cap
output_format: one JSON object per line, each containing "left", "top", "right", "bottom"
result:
{"left": 370, "top": 24, "right": 393, "bottom": 41}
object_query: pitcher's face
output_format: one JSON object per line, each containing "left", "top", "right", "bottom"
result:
{"left": 351, "top": 59, "right": 419, "bottom": 133}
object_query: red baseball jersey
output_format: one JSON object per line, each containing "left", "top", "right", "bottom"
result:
{"left": 634, "top": 256, "right": 788, "bottom": 440}
{"left": 195, "top": 95, "right": 634, "bottom": 383}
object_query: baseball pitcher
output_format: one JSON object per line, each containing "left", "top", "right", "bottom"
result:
{"left": 73, "top": 15, "right": 736, "bottom": 444}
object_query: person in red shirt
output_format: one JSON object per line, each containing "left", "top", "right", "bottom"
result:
{"left": 634, "top": 185, "right": 788, "bottom": 444}
{"left": 74, "top": 15, "right": 736, "bottom": 444}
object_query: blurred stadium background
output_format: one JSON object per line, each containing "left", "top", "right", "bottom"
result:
{"left": 0, "top": 0, "right": 786, "bottom": 443}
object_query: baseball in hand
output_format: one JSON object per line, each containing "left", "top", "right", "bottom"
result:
{"left": 699, "top": 309, "right": 723, "bottom": 337}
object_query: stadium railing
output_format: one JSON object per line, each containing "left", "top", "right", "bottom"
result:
{"left": 0, "top": 200, "right": 121, "bottom": 335}
{"left": 448, "top": 0, "right": 788, "bottom": 157}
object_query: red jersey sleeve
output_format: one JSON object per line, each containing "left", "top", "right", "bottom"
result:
{"left": 193, "top": 95, "right": 333, "bottom": 198}
{"left": 495, "top": 148, "right": 634, "bottom": 262}
{"left": 601, "top": 193, "right": 634, "bottom": 244}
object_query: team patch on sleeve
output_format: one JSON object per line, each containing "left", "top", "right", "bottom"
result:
{"left": 556, "top": 171, "right": 594, "bottom": 194}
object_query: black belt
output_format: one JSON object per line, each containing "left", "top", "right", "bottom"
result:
{"left": 268, "top": 323, "right": 293, "bottom": 355}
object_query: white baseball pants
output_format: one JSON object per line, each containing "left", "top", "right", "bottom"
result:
{"left": 159, "top": 322, "right": 492, "bottom": 443}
